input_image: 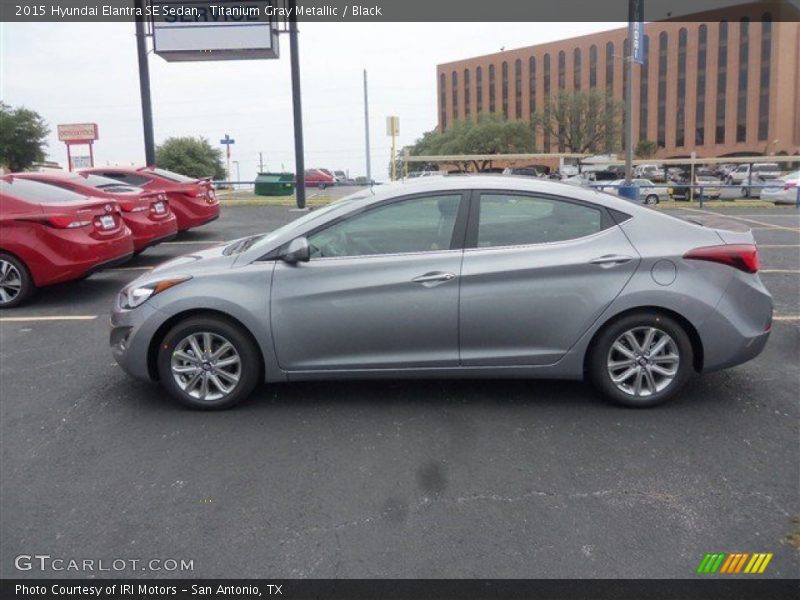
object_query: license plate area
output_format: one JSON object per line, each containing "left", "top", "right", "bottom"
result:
{"left": 153, "top": 202, "right": 166, "bottom": 214}
{"left": 99, "top": 215, "right": 115, "bottom": 230}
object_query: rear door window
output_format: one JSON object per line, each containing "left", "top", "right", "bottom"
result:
{"left": 1, "top": 179, "right": 89, "bottom": 204}
{"left": 476, "top": 193, "right": 604, "bottom": 247}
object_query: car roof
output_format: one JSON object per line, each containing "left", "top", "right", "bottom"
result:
{"left": 361, "top": 175, "right": 646, "bottom": 213}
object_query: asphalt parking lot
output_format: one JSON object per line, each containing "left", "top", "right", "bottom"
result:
{"left": 1, "top": 204, "right": 798, "bottom": 579}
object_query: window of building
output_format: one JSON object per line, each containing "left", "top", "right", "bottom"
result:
{"left": 676, "top": 28, "right": 687, "bottom": 147}
{"left": 502, "top": 61, "right": 509, "bottom": 119}
{"left": 605, "top": 41, "right": 614, "bottom": 94}
{"left": 464, "top": 68, "right": 471, "bottom": 118}
{"left": 639, "top": 35, "right": 650, "bottom": 141}
{"left": 695, "top": 25, "right": 707, "bottom": 145}
{"left": 589, "top": 45, "right": 597, "bottom": 88}
{"left": 476, "top": 66, "right": 483, "bottom": 113}
{"left": 489, "top": 64, "right": 496, "bottom": 113}
{"left": 758, "top": 14, "right": 772, "bottom": 141}
{"left": 543, "top": 54, "right": 551, "bottom": 152}
{"left": 451, "top": 71, "right": 458, "bottom": 120}
{"left": 657, "top": 32, "right": 668, "bottom": 148}
{"left": 514, "top": 59, "right": 522, "bottom": 119}
{"left": 528, "top": 56, "right": 536, "bottom": 116}
{"left": 558, "top": 50, "right": 566, "bottom": 90}
{"left": 716, "top": 21, "right": 728, "bottom": 144}
{"left": 736, "top": 18, "right": 749, "bottom": 142}
{"left": 573, "top": 48, "right": 581, "bottom": 91}
{"left": 477, "top": 194, "right": 603, "bottom": 248}
{"left": 439, "top": 72, "right": 447, "bottom": 130}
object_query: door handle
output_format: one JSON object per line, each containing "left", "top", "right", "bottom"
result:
{"left": 589, "top": 254, "right": 634, "bottom": 266}
{"left": 412, "top": 271, "right": 456, "bottom": 285}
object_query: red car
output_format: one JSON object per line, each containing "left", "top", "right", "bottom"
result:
{"left": 82, "top": 166, "right": 219, "bottom": 232}
{"left": 0, "top": 176, "right": 134, "bottom": 308}
{"left": 14, "top": 172, "right": 178, "bottom": 254}
{"left": 304, "top": 168, "right": 336, "bottom": 189}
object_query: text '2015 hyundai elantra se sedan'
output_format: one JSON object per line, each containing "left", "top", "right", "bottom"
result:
{"left": 110, "top": 176, "right": 772, "bottom": 410}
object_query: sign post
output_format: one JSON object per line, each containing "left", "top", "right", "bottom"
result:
{"left": 220, "top": 134, "right": 235, "bottom": 185}
{"left": 387, "top": 116, "right": 400, "bottom": 181}
{"left": 57, "top": 123, "right": 99, "bottom": 171}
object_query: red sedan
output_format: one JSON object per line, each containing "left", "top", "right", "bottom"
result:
{"left": 82, "top": 167, "right": 219, "bottom": 232}
{"left": 304, "top": 168, "right": 336, "bottom": 189}
{"left": 14, "top": 172, "right": 178, "bottom": 253}
{"left": 0, "top": 176, "right": 134, "bottom": 308}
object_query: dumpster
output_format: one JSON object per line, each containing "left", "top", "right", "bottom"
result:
{"left": 255, "top": 172, "right": 295, "bottom": 196}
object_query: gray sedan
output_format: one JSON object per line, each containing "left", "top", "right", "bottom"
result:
{"left": 110, "top": 176, "right": 772, "bottom": 410}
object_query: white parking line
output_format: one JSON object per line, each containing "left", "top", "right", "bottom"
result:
{"left": 758, "top": 244, "right": 800, "bottom": 248}
{"left": 0, "top": 315, "right": 98, "bottom": 323}
{"left": 162, "top": 241, "right": 224, "bottom": 245}
{"left": 106, "top": 266, "right": 153, "bottom": 272}
{"left": 773, "top": 316, "right": 800, "bottom": 321}
{"left": 760, "top": 269, "right": 800, "bottom": 274}
{"left": 678, "top": 207, "right": 800, "bottom": 232}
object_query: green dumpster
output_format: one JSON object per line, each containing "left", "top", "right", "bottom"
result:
{"left": 254, "top": 172, "right": 295, "bottom": 196}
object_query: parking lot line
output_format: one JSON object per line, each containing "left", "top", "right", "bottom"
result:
{"left": 760, "top": 269, "right": 800, "bottom": 274}
{"left": 774, "top": 316, "right": 800, "bottom": 321}
{"left": 758, "top": 244, "right": 800, "bottom": 248}
{"left": 107, "top": 266, "right": 153, "bottom": 272}
{"left": 677, "top": 207, "right": 800, "bottom": 232}
{"left": 162, "top": 241, "right": 224, "bottom": 245}
{"left": 0, "top": 315, "right": 98, "bottom": 323}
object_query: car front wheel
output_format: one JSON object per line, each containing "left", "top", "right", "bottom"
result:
{"left": 644, "top": 194, "right": 659, "bottom": 205}
{"left": 0, "top": 253, "right": 34, "bottom": 309}
{"left": 588, "top": 312, "right": 694, "bottom": 408}
{"left": 157, "top": 316, "right": 261, "bottom": 410}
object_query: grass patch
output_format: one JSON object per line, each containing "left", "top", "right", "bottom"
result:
{"left": 218, "top": 191, "right": 335, "bottom": 207}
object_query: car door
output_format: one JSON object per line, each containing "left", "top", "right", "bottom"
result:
{"left": 270, "top": 192, "right": 468, "bottom": 372}
{"left": 459, "top": 191, "right": 639, "bottom": 366}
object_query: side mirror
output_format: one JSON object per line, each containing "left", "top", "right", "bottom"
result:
{"left": 280, "top": 237, "right": 310, "bottom": 264}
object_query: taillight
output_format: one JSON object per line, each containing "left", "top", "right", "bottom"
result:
{"left": 784, "top": 182, "right": 798, "bottom": 191}
{"left": 46, "top": 215, "right": 91, "bottom": 229}
{"left": 684, "top": 244, "right": 759, "bottom": 274}
{"left": 119, "top": 201, "right": 148, "bottom": 213}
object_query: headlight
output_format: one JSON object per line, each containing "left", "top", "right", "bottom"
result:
{"left": 119, "top": 276, "right": 191, "bottom": 309}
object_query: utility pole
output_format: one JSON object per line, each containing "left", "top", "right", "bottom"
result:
{"left": 259, "top": 152, "right": 264, "bottom": 173}
{"left": 363, "top": 69, "right": 372, "bottom": 183}
{"left": 288, "top": 0, "right": 306, "bottom": 209}
{"left": 624, "top": 0, "right": 635, "bottom": 185}
{"left": 134, "top": 0, "right": 155, "bottom": 165}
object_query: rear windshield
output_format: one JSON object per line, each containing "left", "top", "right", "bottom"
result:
{"left": 149, "top": 168, "right": 196, "bottom": 183}
{"left": 1, "top": 178, "right": 90, "bottom": 204}
{"left": 77, "top": 173, "right": 142, "bottom": 192}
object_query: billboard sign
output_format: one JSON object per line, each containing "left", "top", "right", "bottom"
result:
{"left": 57, "top": 123, "right": 99, "bottom": 142}
{"left": 151, "top": 1, "right": 279, "bottom": 62}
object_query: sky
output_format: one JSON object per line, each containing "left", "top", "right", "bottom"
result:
{"left": 1, "top": 21, "right": 622, "bottom": 182}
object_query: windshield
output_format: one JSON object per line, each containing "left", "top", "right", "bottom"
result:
{"left": 78, "top": 173, "right": 142, "bottom": 192}
{"left": 1, "top": 178, "right": 91, "bottom": 204}
{"left": 148, "top": 168, "right": 197, "bottom": 183}
{"left": 250, "top": 192, "right": 370, "bottom": 251}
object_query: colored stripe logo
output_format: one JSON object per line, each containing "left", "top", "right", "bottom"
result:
{"left": 697, "top": 553, "right": 773, "bottom": 574}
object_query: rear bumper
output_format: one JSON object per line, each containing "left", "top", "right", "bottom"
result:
{"left": 169, "top": 196, "right": 220, "bottom": 231}
{"left": 123, "top": 213, "right": 179, "bottom": 251}
{"left": 32, "top": 230, "right": 135, "bottom": 287}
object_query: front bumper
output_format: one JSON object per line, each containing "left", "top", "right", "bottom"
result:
{"left": 110, "top": 303, "right": 170, "bottom": 382}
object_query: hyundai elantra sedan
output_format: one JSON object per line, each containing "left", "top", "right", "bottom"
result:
{"left": 110, "top": 176, "right": 772, "bottom": 410}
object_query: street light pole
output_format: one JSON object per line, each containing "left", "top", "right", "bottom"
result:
{"left": 624, "top": 0, "right": 635, "bottom": 185}
{"left": 288, "top": 0, "right": 306, "bottom": 209}
{"left": 134, "top": 0, "right": 155, "bottom": 166}
{"left": 363, "top": 69, "right": 372, "bottom": 183}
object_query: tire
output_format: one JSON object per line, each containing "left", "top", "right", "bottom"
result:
{"left": 588, "top": 312, "right": 694, "bottom": 408}
{"left": 0, "top": 252, "right": 35, "bottom": 309}
{"left": 157, "top": 316, "right": 261, "bottom": 410}
{"left": 645, "top": 194, "right": 659, "bottom": 205}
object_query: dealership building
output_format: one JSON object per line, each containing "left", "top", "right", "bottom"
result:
{"left": 436, "top": 8, "right": 800, "bottom": 160}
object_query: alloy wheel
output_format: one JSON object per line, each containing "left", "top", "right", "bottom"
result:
{"left": 606, "top": 326, "right": 680, "bottom": 398}
{"left": 170, "top": 332, "right": 242, "bottom": 401}
{"left": 0, "top": 259, "right": 22, "bottom": 306}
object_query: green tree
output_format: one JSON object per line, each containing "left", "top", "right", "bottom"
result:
{"left": 0, "top": 102, "right": 50, "bottom": 172}
{"left": 532, "top": 90, "right": 624, "bottom": 154}
{"left": 155, "top": 136, "right": 226, "bottom": 180}
{"left": 635, "top": 139, "right": 658, "bottom": 159}
{"left": 395, "top": 114, "right": 536, "bottom": 176}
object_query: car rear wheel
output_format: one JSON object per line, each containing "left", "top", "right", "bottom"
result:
{"left": 644, "top": 194, "right": 659, "bottom": 205}
{"left": 588, "top": 312, "right": 694, "bottom": 408}
{"left": 157, "top": 316, "right": 261, "bottom": 410}
{"left": 0, "top": 253, "right": 34, "bottom": 309}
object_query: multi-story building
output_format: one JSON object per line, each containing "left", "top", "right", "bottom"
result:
{"left": 436, "top": 7, "right": 800, "bottom": 159}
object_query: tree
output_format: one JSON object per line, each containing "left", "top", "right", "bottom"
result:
{"left": 0, "top": 102, "right": 50, "bottom": 172}
{"left": 395, "top": 114, "right": 536, "bottom": 176}
{"left": 635, "top": 139, "right": 657, "bottom": 159}
{"left": 155, "top": 136, "right": 226, "bottom": 180}
{"left": 532, "top": 90, "right": 624, "bottom": 154}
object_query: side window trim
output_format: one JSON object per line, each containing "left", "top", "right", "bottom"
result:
{"left": 300, "top": 191, "right": 471, "bottom": 260}
{"left": 464, "top": 189, "right": 615, "bottom": 250}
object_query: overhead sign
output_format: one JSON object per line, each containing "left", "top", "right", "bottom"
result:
{"left": 57, "top": 123, "right": 99, "bottom": 142}
{"left": 630, "top": 0, "right": 645, "bottom": 65}
{"left": 151, "top": 1, "right": 279, "bottom": 62}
